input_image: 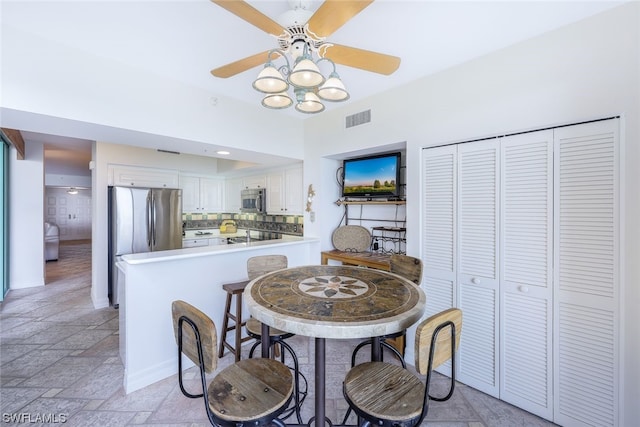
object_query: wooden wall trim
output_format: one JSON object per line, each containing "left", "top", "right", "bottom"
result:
{"left": 1, "top": 128, "right": 25, "bottom": 160}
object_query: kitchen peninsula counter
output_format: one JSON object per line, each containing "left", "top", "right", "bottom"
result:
{"left": 116, "top": 235, "right": 320, "bottom": 394}
{"left": 129, "top": 232, "right": 305, "bottom": 264}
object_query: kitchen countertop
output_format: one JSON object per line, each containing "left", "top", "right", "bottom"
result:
{"left": 182, "top": 228, "right": 296, "bottom": 240}
{"left": 122, "top": 232, "right": 311, "bottom": 265}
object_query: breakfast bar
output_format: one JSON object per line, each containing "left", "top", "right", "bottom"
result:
{"left": 115, "top": 236, "right": 320, "bottom": 394}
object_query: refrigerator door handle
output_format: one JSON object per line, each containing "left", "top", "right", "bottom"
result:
{"left": 151, "top": 194, "right": 157, "bottom": 246}
{"left": 147, "top": 193, "right": 153, "bottom": 248}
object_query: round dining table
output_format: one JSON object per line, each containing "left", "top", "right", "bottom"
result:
{"left": 244, "top": 264, "right": 426, "bottom": 427}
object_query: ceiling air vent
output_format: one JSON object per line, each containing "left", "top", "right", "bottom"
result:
{"left": 345, "top": 109, "right": 371, "bottom": 129}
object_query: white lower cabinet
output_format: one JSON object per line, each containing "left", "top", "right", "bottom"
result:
{"left": 208, "top": 238, "right": 227, "bottom": 246}
{"left": 182, "top": 237, "right": 227, "bottom": 247}
{"left": 421, "top": 119, "right": 619, "bottom": 426}
{"left": 182, "top": 238, "right": 208, "bottom": 248}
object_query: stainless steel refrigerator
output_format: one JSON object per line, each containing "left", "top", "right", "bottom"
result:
{"left": 108, "top": 186, "right": 183, "bottom": 307}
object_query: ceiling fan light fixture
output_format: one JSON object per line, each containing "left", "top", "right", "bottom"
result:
{"left": 253, "top": 64, "right": 289, "bottom": 93}
{"left": 262, "top": 91, "right": 294, "bottom": 109}
{"left": 289, "top": 57, "right": 325, "bottom": 88}
{"left": 67, "top": 187, "right": 78, "bottom": 195}
{"left": 210, "top": 0, "right": 401, "bottom": 114}
{"left": 295, "top": 90, "right": 325, "bottom": 114}
{"left": 317, "top": 72, "right": 349, "bottom": 102}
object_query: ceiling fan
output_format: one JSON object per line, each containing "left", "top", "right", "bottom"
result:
{"left": 209, "top": 0, "right": 401, "bottom": 79}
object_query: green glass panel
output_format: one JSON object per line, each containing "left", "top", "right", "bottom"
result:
{"left": 1, "top": 137, "right": 8, "bottom": 301}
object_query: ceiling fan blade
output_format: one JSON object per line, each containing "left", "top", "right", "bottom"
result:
{"left": 307, "top": 0, "right": 373, "bottom": 38}
{"left": 211, "top": 50, "right": 277, "bottom": 78}
{"left": 320, "top": 44, "right": 400, "bottom": 75}
{"left": 210, "top": 0, "right": 284, "bottom": 36}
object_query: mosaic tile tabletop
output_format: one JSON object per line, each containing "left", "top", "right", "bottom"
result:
{"left": 245, "top": 265, "right": 426, "bottom": 339}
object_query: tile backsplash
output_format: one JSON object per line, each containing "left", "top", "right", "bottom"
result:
{"left": 183, "top": 212, "right": 303, "bottom": 236}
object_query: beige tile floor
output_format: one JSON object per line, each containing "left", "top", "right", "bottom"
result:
{"left": 0, "top": 240, "right": 557, "bottom": 426}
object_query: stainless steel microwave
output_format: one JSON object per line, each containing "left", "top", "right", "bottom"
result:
{"left": 241, "top": 188, "right": 266, "bottom": 213}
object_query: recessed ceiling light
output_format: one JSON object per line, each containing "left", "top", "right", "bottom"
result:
{"left": 216, "top": 150, "right": 230, "bottom": 155}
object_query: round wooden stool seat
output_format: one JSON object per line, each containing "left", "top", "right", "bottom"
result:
{"left": 245, "top": 318, "right": 306, "bottom": 425}
{"left": 343, "top": 361, "right": 424, "bottom": 424}
{"left": 208, "top": 358, "right": 293, "bottom": 424}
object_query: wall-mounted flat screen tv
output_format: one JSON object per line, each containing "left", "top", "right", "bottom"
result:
{"left": 342, "top": 152, "right": 401, "bottom": 198}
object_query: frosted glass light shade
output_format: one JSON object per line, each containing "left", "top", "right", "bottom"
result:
{"left": 253, "top": 65, "right": 288, "bottom": 93}
{"left": 262, "top": 92, "right": 293, "bottom": 109}
{"left": 289, "top": 58, "right": 324, "bottom": 88}
{"left": 317, "top": 76, "right": 349, "bottom": 101}
{"left": 295, "top": 91, "right": 325, "bottom": 114}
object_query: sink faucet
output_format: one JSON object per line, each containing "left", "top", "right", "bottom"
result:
{"left": 246, "top": 229, "right": 251, "bottom": 243}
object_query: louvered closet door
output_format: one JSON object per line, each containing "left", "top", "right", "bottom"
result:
{"left": 457, "top": 140, "right": 500, "bottom": 396}
{"left": 500, "top": 131, "right": 553, "bottom": 419}
{"left": 553, "top": 119, "right": 619, "bottom": 427}
{"left": 422, "top": 145, "right": 457, "bottom": 316}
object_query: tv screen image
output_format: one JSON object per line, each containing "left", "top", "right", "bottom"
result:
{"left": 342, "top": 153, "right": 400, "bottom": 198}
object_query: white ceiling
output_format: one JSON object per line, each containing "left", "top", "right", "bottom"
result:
{"left": 5, "top": 0, "right": 625, "bottom": 176}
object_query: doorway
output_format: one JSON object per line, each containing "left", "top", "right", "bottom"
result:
{"left": 45, "top": 239, "right": 91, "bottom": 285}
{"left": 45, "top": 187, "right": 92, "bottom": 241}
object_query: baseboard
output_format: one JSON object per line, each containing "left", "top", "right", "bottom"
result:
{"left": 124, "top": 357, "right": 178, "bottom": 394}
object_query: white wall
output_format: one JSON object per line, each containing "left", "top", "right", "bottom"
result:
{"left": 303, "top": 3, "right": 639, "bottom": 425}
{"left": 0, "top": 23, "right": 305, "bottom": 162}
{"left": 9, "top": 142, "right": 45, "bottom": 289}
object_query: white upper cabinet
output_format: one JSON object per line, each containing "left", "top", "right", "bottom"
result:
{"left": 180, "top": 176, "right": 200, "bottom": 212}
{"left": 180, "top": 175, "right": 224, "bottom": 213}
{"left": 267, "top": 166, "right": 303, "bottom": 215}
{"left": 266, "top": 171, "right": 284, "bottom": 213}
{"left": 284, "top": 166, "right": 303, "bottom": 214}
{"left": 110, "top": 166, "right": 179, "bottom": 189}
{"left": 243, "top": 175, "right": 267, "bottom": 190}
{"left": 225, "top": 177, "right": 244, "bottom": 213}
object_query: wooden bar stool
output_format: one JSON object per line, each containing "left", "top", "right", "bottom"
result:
{"left": 218, "top": 280, "right": 252, "bottom": 361}
{"left": 172, "top": 300, "right": 293, "bottom": 427}
{"left": 350, "top": 254, "right": 423, "bottom": 367}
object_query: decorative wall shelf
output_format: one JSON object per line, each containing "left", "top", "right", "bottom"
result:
{"left": 371, "top": 226, "right": 406, "bottom": 255}
{"left": 336, "top": 201, "right": 407, "bottom": 255}
{"left": 335, "top": 200, "right": 406, "bottom": 206}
